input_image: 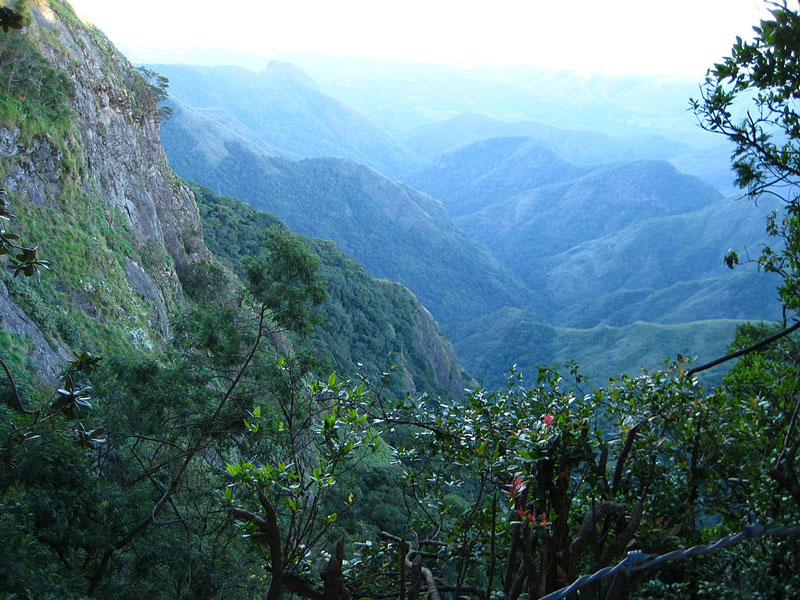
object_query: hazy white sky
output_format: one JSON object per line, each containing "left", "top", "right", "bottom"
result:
{"left": 68, "top": 0, "right": 771, "bottom": 77}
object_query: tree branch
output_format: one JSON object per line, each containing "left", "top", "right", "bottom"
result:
{"left": 612, "top": 424, "right": 640, "bottom": 496}
{"left": 378, "top": 532, "right": 442, "bottom": 600}
{"left": 686, "top": 319, "right": 800, "bottom": 377}
{"left": 768, "top": 437, "right": 800, "bottom": 507}
{"left": 0, "top": 356, "right": 34, "bottom": 414}
{"left": 567, "top": 502, "right": 626, "bottom": 578}
{"left": 87, "top": 305, "right": 272, "bottom": 595}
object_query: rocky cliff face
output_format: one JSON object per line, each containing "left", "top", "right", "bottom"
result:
{"left": 0, "top": 0, "right": 470, "bottom": 398}
{"left": 411, "top": 301, "right": 470, "bottom": 395}
{"left": 30, "top": 2, "right": 206, "bottom": 263}
{"left": 0, "top": 0, "right": 209, "bottom": 374}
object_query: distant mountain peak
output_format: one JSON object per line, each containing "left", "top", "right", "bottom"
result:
{"left": 260, "top": 61, "right": 320, "bottom": 90}
{"left": 153, "top": 62, "right": 421, "bottom": 177}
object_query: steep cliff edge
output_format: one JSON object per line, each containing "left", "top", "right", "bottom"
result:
{"left": 0, "top": 0, "right": 469, "bottom": 397}
{"left": 26, "top": 1, "right": 206, "bottom": 263}
{"left": 0, "top": 0, "right": 209, "bottom": 370}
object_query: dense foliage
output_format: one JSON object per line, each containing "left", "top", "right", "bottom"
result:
{"left": 190, "top": 182, "right": 468, "bottom": 398}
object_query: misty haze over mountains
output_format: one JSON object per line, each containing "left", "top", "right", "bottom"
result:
{"left": 152, "top": 57, "right": 774, "bottom": 384}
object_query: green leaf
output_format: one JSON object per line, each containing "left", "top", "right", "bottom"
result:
{"left": 724, "top": 250, "right": 740, "bottom": 269}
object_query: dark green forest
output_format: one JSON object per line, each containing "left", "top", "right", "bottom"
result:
{"left": 2, "top": 1, "right": 800, "bottom": 599}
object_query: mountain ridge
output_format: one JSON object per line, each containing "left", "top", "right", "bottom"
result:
{"left": 160, "top": 108, "right": 544, "bottom": 329}
{"left": 150, "top": 62, "right": 422, "bottom": 177}
{"left": 402, "top": 112, "right": 690, "bottom": 166}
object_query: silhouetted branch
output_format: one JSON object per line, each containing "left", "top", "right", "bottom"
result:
{"left": 686, "top": 320, "right": 800, "bottom": 377}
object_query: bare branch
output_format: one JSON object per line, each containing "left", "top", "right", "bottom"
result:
{"left": 686, "top": 319, "right": 800, "bottom": 377}
{"left": 612, "top": 424, "right": 640, "bottom": 496}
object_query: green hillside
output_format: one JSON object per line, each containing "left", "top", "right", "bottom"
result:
{"left": 452, "top": 307, "right": 746, "bottom": 388}
{"left": 541, "top": 198, "right": 780, "bottom": 325}
{"left": 161, "top": 107, "right": 543, "bottom": 328}
{"left": 190, "top": 183, "right": 471, "bottom": 398}
{"left": 458, "top": 159, "right": 722, "bottom": 260}
{"left": 0, "top": 8, "right": 478, "bottom": 597}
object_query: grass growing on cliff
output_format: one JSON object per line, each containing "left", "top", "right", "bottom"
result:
{"left": 0, "top": 3, "right": 186, "bottom": 356}
{"left": 0, "top": 12, "right": 73, "bottom": 140}
{"left": 0, "top": 329, "right": 35, "bottom": 374}
{"left": 0, "top": 175, "right": 184, "bottom": 354}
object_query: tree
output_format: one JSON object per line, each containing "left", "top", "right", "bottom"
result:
{"left": 331, "top": 362, "right": 756, "bottom": 600}
{"left": 1, "top": 225, "right": 333, "bottom": 598}
{"left": 226, "top": 372, "right": 381, "bottom": 600}
{"left": 692, "top": 0, "right": 800, "bottom": 310}
{"left": 691, "top": 0, "right": 800, "bottom": 513}
{"left": 80, "top": 228, "right": 329, "bottom": 596}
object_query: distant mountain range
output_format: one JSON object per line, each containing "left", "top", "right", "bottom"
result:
{"left": 272, "top": 54, "right": 705, "bottom": 140}
{"left": 154, "top": 59, "right": 780, "bottom": 383}
{"left": 150, "top": 62, "right": 421, "bottom": 177}
{"left": 161, "top": 100, "right": 540, "bottom": 329}
{"left": 406, "top": 136, "right": 589, "bottom": 217}
{"left": 402, "top": 113, "right": 689, "bottom": 166}
{"left": 451, "top": 158, "right": 723, "bottom": 264}
{"left": 411, "top": 140, "right": 777, "bottom": 326}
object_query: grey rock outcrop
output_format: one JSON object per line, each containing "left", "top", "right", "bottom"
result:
{"left": 0, "top": 126, "right": 18, "bottom": 158}
{"left": 0, "top": 281, "right": 71, "bottom": 380}
{"left": 27, "top": 4, "right": 208, "bottom": 268}
{"left": 124, "top": 258, "right": 169, "bottom": 338}
{"left": 0, "top": 2, "right": 210, "bottom": 378}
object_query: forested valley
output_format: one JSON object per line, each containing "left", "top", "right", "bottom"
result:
{"left": 1, "top": 1, "right": 800, "bottom": 599}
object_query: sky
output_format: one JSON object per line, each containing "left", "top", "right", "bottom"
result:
{"left": 67, "top": 0, "right": 772, "bottom": 78}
